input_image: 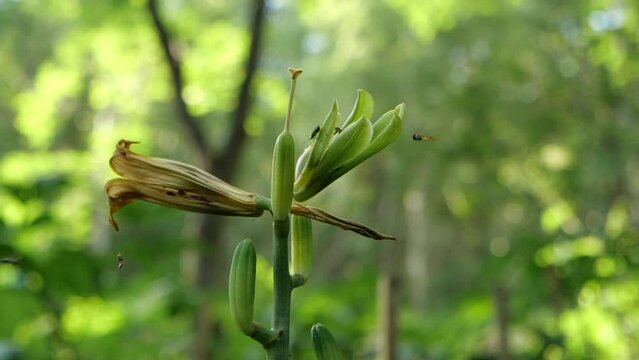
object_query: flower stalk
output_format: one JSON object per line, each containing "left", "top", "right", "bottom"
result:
{"left": 104, "top": 69, "right": 405, "bottom": 359}
{"left": 264, "top": 68, "right": 302, "bottom": 358}
{"left": 264, "top": 218, "right": 293, "bottom": 359}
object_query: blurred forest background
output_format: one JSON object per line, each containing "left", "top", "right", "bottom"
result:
{"left": 1, "top": 0, "right": 639, "bottom": 359}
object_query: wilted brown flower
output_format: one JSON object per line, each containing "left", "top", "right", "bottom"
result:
{"left": 104, "top": 140, "right": 395, "bottom": 241}
{"left": 105, "top": 140, "right": 263, "bottom": 230}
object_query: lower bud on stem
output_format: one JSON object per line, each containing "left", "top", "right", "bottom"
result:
{"left": 291, "top": 214, "right": 313, "bottom": 286}
{"left": 229, "top": 239, "right": 257, "bottom": 335}
{"left": 311, "top": 323, "right": 342, "bottom": 360}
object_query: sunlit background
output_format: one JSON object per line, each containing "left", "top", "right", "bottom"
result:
{"left": 1, "top": 0, "right": 639, "bottom": 359}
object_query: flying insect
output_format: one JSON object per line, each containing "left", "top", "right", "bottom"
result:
{"left": 116, "top": 252, "right": 125, "bottom": 269}
{"left": 412, "top": 133, "right": 436, "bottom": 141}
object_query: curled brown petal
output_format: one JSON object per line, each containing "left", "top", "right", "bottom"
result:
{"left": 290, "top": 202, "right": 396, "bottom": 241}
{"left": 110, "top": 140, "right": 256, "bottom": 205}
{"left": 105, "top": 178, "right": 263, "bottom": 231}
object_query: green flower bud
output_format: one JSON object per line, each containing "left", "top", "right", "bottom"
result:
{"left": 271, "top": 131, "right": 295, "bottom": 221}
{"left": 293, "top": 92, "right": 404, "bottom": 202}
{"left": 229, "top": 239, "right": 257, "bottom": 335}
{"left": 291, "top": 215, "right": 313, "bottom": 284}
{"left": 270, "top": 68, "right": 302, "bottom": 221}
{"left": 311, "top": 324, "right": 342, "bottom": 360}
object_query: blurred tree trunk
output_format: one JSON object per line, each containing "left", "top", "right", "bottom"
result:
{"left": 494, "top": 287, "right": 510, "bottom": 360}
{"left": 403, "top": 182, "right": 429, "bottom": 308}
{"left": 545, "top": 267, "right": 563, "bottom": 313}
{"left": 376, "top": 270, "right": 399, "bottom": 360}
{"left": 147, "top": 0, "right": 266, "bottom": 359}
{"left": 373, "top": 164, "right": 404, "bottom": 360}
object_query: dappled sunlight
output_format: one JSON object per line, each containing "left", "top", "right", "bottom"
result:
{"left": 561, "top": 296, "right": 629, "bottom": 359}
{"left": 14, "top": 314, "right": 56, "bottom": 347}
{"left": 13, "top": 65, "right": 81, "bottom": 150}
{"left": 1, "top": 0, "right": 639, "bottom": 358}
{"left": 535, "top": 236, "right": 604, "bottom": 267}
{"left": 605, "top": 199, "right": 629, "bottom": 238}
{"left": 0, "top": 266, "right": 19, "bottom": 287}
{"left": 539, "top": 144, "right": 573, "bottom": 171}
{"left": 62, "top": 296, "right": 125, "bottom": 339}
{"left": 541, "top": 201, "right": 578, "bottom": 234}
{"left": 183, "top": 23, "right": 249, "bottom": 116}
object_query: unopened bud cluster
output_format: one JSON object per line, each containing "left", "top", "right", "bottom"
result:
{"left": 294, "top": 90, "right": 404, "bottom": 201}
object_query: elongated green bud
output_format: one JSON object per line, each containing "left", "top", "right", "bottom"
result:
{"left": 271, "top": 69, "right": 301, "bottom": 221}
{"left": 229, "top": 239, "right": 256, "bottom": 335}
{"left": 311, "top": 324, "right": 342, "bottom": 360}
{"left": 291, "top": 214, "right": 313, "bottom": 285}
{"left": 271, "top": 131, "right": 295, "bottom": 221}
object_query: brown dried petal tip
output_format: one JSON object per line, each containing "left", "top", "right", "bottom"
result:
{"left": 291, "top": 202, "right": 396, "bottom": 241}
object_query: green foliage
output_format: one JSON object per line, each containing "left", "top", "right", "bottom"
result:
{"left": 1, "top": 0, "right": 639, "bottom": 358}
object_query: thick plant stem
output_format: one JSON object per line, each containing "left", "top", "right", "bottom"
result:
{"left": 265, "top": 219, "right": 292, "bottom": 359}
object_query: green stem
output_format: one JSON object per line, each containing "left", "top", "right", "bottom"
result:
{"left": 284, "top": 68, "right": 302, "bottom": 132}
{"left": 265, "top": 218, "right": 292, "bottom": 359}
{"left": 255, "top": 194, "right": 272, "bottom": 213}
{"left": 249, "top": 321, "right": 279, "bottom": 346}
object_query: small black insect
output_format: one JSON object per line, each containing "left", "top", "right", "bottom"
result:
{"left": 310, "top": 126, "right": 320, "bottom": 140}
{"left": 333, "top": 127, "right": 343, "bottom": 134}
{"left": 412, "top": 133, "right": 436, "bottom": 141}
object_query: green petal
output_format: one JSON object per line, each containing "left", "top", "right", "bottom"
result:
{"left": 308, "top": 101, "right": 340, "bottom": 169}
{"left": 295, "top": 102, "right": 340, "bottom": 193}
{"left": 342, "top": 89, "right": 374, "bottom": 128}
{"left": 316, "top": 117, "right": 373, "bottom": 174}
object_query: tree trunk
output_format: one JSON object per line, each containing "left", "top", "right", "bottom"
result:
{"left": 376, "top": 272, "right": 399, "bottom": 360}
{"left": 147, "top": 0, "right": 266, "bottom": 358}
{"left": 494, "top": 286, "right": 510, "bottom": 360}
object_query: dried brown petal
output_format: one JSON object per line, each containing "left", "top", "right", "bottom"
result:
{"left": 105, "top": 140, "right": 263, "bottom": 230}
{"left": 291, "top": 202, "right": 395, "bottom": 241}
